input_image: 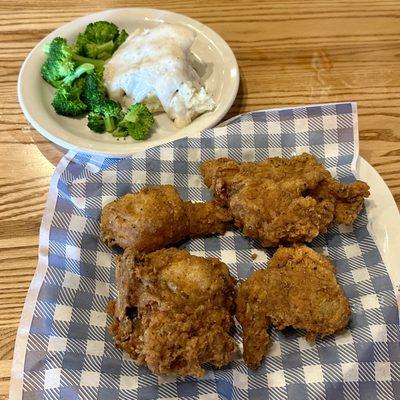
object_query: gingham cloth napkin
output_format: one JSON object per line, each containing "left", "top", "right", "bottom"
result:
{"left": 10, "top": 103, "right": 400, "bottom": 400}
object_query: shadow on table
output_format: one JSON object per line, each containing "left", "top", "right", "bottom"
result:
{"left": 29, "top": 129, "right": 67, "bottom": 167}
{"left": 223, "top": 71, "right": 247, "bottom": 122}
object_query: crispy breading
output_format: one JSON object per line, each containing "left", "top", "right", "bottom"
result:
{"left": 200, "top": 158, "right": 241, "bottom": 205}
{"left": 101, "top": 185, "right": 187, "bottom": 252}
{"left": 200, "top": 153, "right": 369, "bottom": 246}
{"left": 101, "top": 185, "right": 232, "bottom": 252}
{"left": 183, "top": 200, "right": 232, "bottom": 237}
{"left": 236, "top": 246, "right": 351, "bottom": 369}
{"left": 309, "top": 177, "right": 370, "bottom": 225}
{"left": 108, "top": 248, "right": 237, "bottom": 377}
{"left": 229, "top": 178, "right": 335, "bottom": 246}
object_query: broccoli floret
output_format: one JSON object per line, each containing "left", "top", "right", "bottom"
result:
{"left": 114, "top": 29, "right": 128, "bottom": 50}
{"left": 41, "top": 37, "right": 105, "bottom": 88}
{"left": 81, "top": 72, "right": 105, "bottom": 109}
{"left": 87, "top": 112, "right": 105, "bottom": 133}
{"left": 52, "top": 78, "right": 87, "bottom": 116}
{"left": 94, "top": 99, "right": 121, "bottom": 132}
{"left": 73, "top": 76, "right": 86, "bottom": 92}
{"left": 82, "top": 72, "right": 121, "bottom": 131}
{"left": 81, "top": 21, "right": 119, "bottom": 46}
{"left": 87, "top": 101, "right": 120, "bottom": 133}
{"left": 75, "top": 21, "right": 128, "bottom": 60}
{"left": 112, "top": 103, "right": 154, "bottom": 140}
{"left": 41, "top": 37, "right": 76, "bottom": 87}
{"left": 76, "top": 34, "right": 114, "bottom": 60}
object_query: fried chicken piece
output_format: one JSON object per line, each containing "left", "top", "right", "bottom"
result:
{"left": 200, "top": 158, "right": 242, "bottom": 205}
{"left": 229, "top": 178, "right": 335, "bottom": 246}
{"left": 183, "top": 200, "right": 233, "bottom": 237}
{"left": 236, "top": 246, "right": 351, "bottom": 369}
{"left": 108, "top": 248, "right": 237, "bottom": 377}
{"left": 101, "top": 185, "right": 232, "bottom": 253}
{"left": 200, "top": 153, "right": 369, "bottom": 246}
{"left": 310, "top": 177, "right": 370, "bottom": 225}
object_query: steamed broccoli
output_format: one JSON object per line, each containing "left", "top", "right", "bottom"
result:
{"left": 52, "top": 78, "right": 87, "bottom": 116}
{"left": 82, "top": 72, "right": 121, "bottom": 132}
{"left": 114, "top": 29, "right": 128, "bottom": 51}
{"left": 81, "top": 72, "right": 106, "bottom": 109}
{"left": 41, "top": 24, "right": 152, "bottom": 138}
{"left": 87, "top": 112, "right": 105, "bottom": 133}
{"left": 75, "top": 21, "right": 128, "bottom": 60}
{"left": 42, "top": 39, "right": 100, "bottom": 116}
{"left": 94, "top": 100, "right": 121, "bottom": 132}
{"left": 62, "top": 63, "right": 94, "bottom": 86}
{"left": 41, "top": 37, "right": 76, "bottom": 87}
{"left": 41, "top": 37, "right": 105, "bottom": 88}
{"left": 72, "top": 53, "right": 105, "bottom": 76}
{"left": 112, "top": 103, "right": 154, "bottom": 140}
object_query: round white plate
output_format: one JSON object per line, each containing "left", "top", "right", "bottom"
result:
{"left": 18, "top": 8, "right": 239, "bottom": 157}
{"left": 357, "top": 157, "right": 400, "bottom": 295}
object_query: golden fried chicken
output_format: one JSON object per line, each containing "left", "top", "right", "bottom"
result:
{"left": 309, "top": 177, "right": 370, "bottom": 225}
{"left": 108, "top": 248, "right": 237, "bottom": 377}
{"left": 101, "top": 185, "right": 232, "bottom": 253}
{"left": 236, "top": 245, "right": 351, "bottom": 369}
{"left": 200, "top": 153, "right": 369, "bottom": 246}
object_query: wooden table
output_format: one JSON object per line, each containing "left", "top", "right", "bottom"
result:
{"left": 1, "top": 1, "right": 399, "bottom": 398}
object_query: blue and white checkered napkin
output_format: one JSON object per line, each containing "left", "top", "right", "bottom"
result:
{"left": 10, "top": 103, "right": 400, "bottom": 400}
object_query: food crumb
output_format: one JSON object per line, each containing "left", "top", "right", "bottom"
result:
{"left": 251, "top": 253, "right": 257, "bottom": 260}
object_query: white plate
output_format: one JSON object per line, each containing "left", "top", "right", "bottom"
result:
{"left": 18, "top": 8, "right": 239, "bottom": 157}
{"left": 357, "top": 157, "right": 400, "bottom": 295}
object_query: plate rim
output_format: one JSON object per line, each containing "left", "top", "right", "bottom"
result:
{"left": 18, "top": 7, "right": 240, "bottom": 157}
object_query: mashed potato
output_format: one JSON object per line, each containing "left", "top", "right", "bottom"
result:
{"left": 103, "top": 23, "right": 215, "bottom": 128}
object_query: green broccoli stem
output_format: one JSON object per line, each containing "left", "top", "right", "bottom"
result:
{"left": 104, "top": 116, "right": 116, "bottom": 132}
{"left": 42, "top": 43, "right": 51, "bottom": 54}
{"left": 72, "top": 54, "right": 105, "bottom": 69}
{"left": 62, "top": 63, "right": 94, "bottom": 86}
{"left": 95, "top": 40, "right": 114, "bottom": 58}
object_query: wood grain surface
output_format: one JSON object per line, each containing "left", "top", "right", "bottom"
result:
{"left": 0, "top": 1, "right": 399, "bottom": 398}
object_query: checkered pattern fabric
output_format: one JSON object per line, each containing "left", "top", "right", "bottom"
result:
{"left": 15, "top": 103, "right": 400, "bottom": 399}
